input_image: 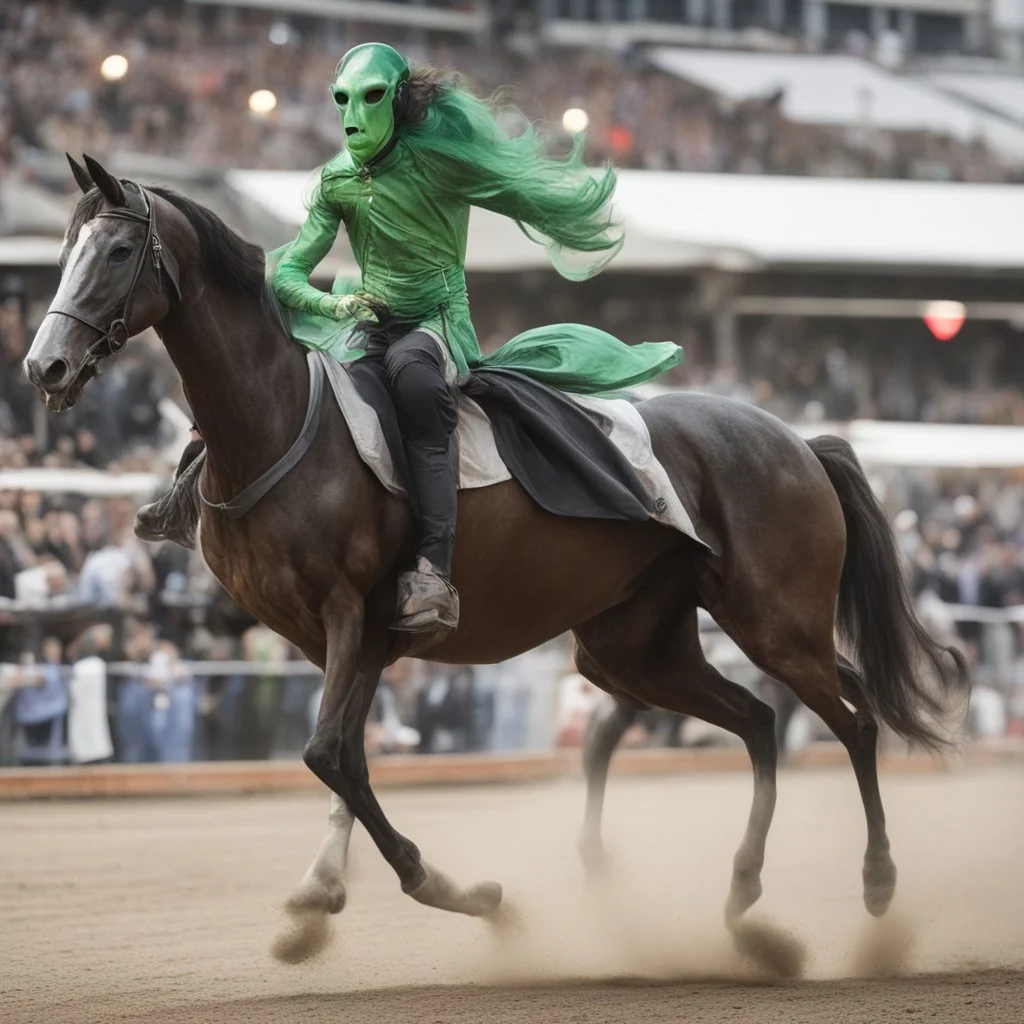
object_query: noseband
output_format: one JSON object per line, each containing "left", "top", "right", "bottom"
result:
{"left": 48, "top": 182, "right": 183, "bottom": 362}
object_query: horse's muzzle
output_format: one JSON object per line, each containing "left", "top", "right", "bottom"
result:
{"left": 23, "top": 355, "right": 73, "bottom": 394}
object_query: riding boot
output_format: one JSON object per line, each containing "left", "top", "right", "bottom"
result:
{"left": 393, "top": 435, "right": 459, "bottom": 638}
{"left": 134, "top": 430, "right": 205, "bottom": 548}
{"left": 384, "top": 333, "right": 460, "bottom": 643}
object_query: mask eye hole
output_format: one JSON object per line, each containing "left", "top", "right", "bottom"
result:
{"left": 333, "top": 90, "right": 348, "bottom": 106}
{"left": 365, "top": 88, "right": 386, "bottom": 105}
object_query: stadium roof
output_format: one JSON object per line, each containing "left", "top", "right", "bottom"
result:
{"left": 612, "top": 171, "right": 1024, "bottom": 271}
{"left": 185, "top": 0, "right": 486, "bottom": 33}
{"left": 791, "top": 419, "right": 1024, "bottom": 468}
{"left": 225, "top": 169, "right": 1024, "bottom": 273}
{"left": 922, "top": 72, "right": 1024, "bottom": 127}
{"left": 1, "top": 180, "right": 71, "bottom": 236}
{"left": 0, "top": 236, "right": 62, "bottom": 267}
{"left": 8, "top": 169, "right": 1024, "bottom": 274}
{"left": 648, "top": 49, "right": 1024, "bottom": 161}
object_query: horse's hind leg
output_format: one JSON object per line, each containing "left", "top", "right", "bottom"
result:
{"left": 576, "top": 605, "right": 778, "bottom": 923}
{"left": 577, "top": 689, "right": 640, "bottom": 871}
{"left": 730, "top": 626, "right": 897, "bottom": 917}
{"left": 836, "top": 658, "right": 897, "bottom": 916}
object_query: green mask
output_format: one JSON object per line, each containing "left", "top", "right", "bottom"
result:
{"left": 331, "top": 43, "right": 409, "bottom": 165}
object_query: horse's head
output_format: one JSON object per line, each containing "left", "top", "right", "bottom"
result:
{"left": 23, "top": 154, "right": 192, "bottom": 411}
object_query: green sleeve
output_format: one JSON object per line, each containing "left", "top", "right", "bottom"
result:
{"left": 271, "top": 185, "right": 343, "bottom": 317}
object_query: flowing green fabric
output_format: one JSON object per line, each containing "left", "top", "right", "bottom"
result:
{"left": 270, "top": 54, "right": 683, "bottom": 394}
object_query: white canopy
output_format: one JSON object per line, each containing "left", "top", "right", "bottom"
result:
{"left": 227, "top": 167, "right": 1024, "bottom": 272}
{"left": 0, "top": 469, "right": 161, "bottom": 496}
{"left": 611, "top": 171, "right": 1024, "bottom": 269}
{"left": 627, "top": 397, "right": 1024, "bottom": 468}
{"left": 923, "top": 72, "right": 1024, "bottom": 127}
{"left": 648, "top": 48, "right": 1024, "bottom": 161}
{"left": 0, "top": 236, "right": 62, "bottom": 267}
{"left": 791, "top": 419, "right": 1024, "bottom": 469}
{"left": 12, "top": 168, "right": 1021, "bottom": 276}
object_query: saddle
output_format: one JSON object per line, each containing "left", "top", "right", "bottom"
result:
{"left": 137, "top": 351, "right": 704, "bottom": 550}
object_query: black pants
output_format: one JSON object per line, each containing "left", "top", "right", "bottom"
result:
{"left": 365, "top": 330, "right": 459, "bottom": 578}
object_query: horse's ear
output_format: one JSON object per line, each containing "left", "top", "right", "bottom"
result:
{"left": 82, "top": 154, "right": 125, "bottom": 207}
{"left": 66, "top": 154, "right": 93, "bottom": 195}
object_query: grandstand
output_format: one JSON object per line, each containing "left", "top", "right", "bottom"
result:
{"left": 0, "top": 0, "right": 1022, "bottom": 768}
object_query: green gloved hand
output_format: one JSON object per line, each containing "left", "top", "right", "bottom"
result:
{"left": 318, "top": 293, "right": 381, "bottom": 323}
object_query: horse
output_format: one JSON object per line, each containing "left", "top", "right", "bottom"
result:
{"left": 24, "top": 154, "right": 967, "bottom": 944}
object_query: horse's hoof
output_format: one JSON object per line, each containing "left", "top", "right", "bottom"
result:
{"left": 466, "top": 880, "right": 503, "bottom": 916}
{"left": 285, "top": 876, "right": 347, "bottom": 917}
{"left": 863, "top": 854, "right": 897, "bottom": 918}
{"left": 407, "top": 862, "right": 502, "bottom": 917}
{"left": 577, "top": 837, "right": 610, "bottom": 876}
{"left": 725, "top": 872, "right": 763, "bottom": 924}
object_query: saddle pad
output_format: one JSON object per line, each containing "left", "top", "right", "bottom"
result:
{"left": 314, "top": 351, "right": 704, "bottom": 546}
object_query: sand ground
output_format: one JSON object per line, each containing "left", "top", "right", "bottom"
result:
{"left": 2, "top": 766, "right": 1023, "bottom": 1023}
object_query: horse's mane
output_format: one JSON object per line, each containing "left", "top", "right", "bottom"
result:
{"left": 67, "top": 183, "right": 268, "bottom": 300}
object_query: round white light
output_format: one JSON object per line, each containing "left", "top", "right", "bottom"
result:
{"left": 100, "top": 54, "right": 129, "bottom": 81}
{"left": 268, "top": 22, "right": 292, "bottom": 45}
{"left": 562, "top": 107, "right": 590, "bottom": 134}
{"left": 248, "top": 89, "right": 278, "bottom": 115}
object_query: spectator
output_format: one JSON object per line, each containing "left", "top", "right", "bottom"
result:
{"left": 9, "top": 637, "right": 68, "bottom": 765}
{"left": 14, "top": 555, "right": 70, "bottom": 607}
{"left": 145, "top": 640, "right": 196, "bottom": 763}
{"left": 66, "top": 623, "right": 114, "bottom": 764}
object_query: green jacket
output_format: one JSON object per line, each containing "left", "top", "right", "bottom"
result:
{"left": 269, "top": 137, "right": 683, "bottom": 394}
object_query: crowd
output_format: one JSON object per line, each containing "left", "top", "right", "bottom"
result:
{"left": 0, "top": 2, "right": 1021, "bottom": 764}
{"left": 1, "top": 333, "right": 1021, "bottom": 765}
{"left": 0, "top": 1, "right": 1020, "bottom": 185}
{"left": 712, "top": 319, "right": 1024, "bottom": 426}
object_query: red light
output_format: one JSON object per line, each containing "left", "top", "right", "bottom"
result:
{"left": 922, "top": 301, "right": 965, "bottom": 341}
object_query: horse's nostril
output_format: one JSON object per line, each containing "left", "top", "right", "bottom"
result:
{"left": 345, "top": 126, "right": 358, "bottom": 136}
{"left": 41, "top": 358, "right": 69, "bottom": 390}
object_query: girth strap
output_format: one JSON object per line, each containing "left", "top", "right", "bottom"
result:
{"left": 199, "top": 351, "right": 325, "bottom": 520}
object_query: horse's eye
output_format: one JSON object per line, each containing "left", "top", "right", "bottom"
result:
{"left": 365, "top": 88, "right": 386, "bottom": 105}
{"left": 333, "top": 90, "right": 348, "bottom": 106}
{"left": 110, "top": 245, "right": 133, "bottom": 263}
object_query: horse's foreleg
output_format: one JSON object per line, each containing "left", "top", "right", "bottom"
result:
{"left": 287, "top": 667, "right": 382, "bottom": 917}
{"left": 303, "top": 590, "right": 501, "bottom": 918}
{"left": 286, "top": 792, "right": 355, "bottom": 916}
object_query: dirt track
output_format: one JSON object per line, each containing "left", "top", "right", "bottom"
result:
{"left": 3, "top": 767, "right": 1023, "bottom": 1023}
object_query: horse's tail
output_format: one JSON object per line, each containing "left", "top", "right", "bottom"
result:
{"left": 133, "top": 440, "right": 205, "bottom": 550}
{"left": 807, "top": 435, "right": 969, "bottom": 749}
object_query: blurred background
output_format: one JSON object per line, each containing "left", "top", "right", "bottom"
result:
{"left": 0, "top": 0, "right": 1022, "bottom": 773}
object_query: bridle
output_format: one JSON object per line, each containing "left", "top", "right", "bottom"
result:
{"left": 48, "top": 181, "right": 183, "bottom": 363}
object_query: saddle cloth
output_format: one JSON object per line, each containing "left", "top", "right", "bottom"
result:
{"left": 314, "top": 350, "right": 704, "bottom": 546}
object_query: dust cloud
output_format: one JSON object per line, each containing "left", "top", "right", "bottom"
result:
{"left": 266, "top": 766, "right": 1024, "bottom": 986}
{"left": 2, "top": 765, "right": 1022, "bottom": 1024}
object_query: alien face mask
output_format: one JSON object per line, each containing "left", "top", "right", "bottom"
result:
{"left": 331, "top": 42, "right": 409, "bottom": 165}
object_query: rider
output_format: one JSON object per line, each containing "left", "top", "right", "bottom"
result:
{"left": 139, "top": 43, "right": 685, "bottom": 642}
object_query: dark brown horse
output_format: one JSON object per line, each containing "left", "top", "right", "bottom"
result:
{"left": 25, "top": 156, "right": 966, "bottom": 953}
